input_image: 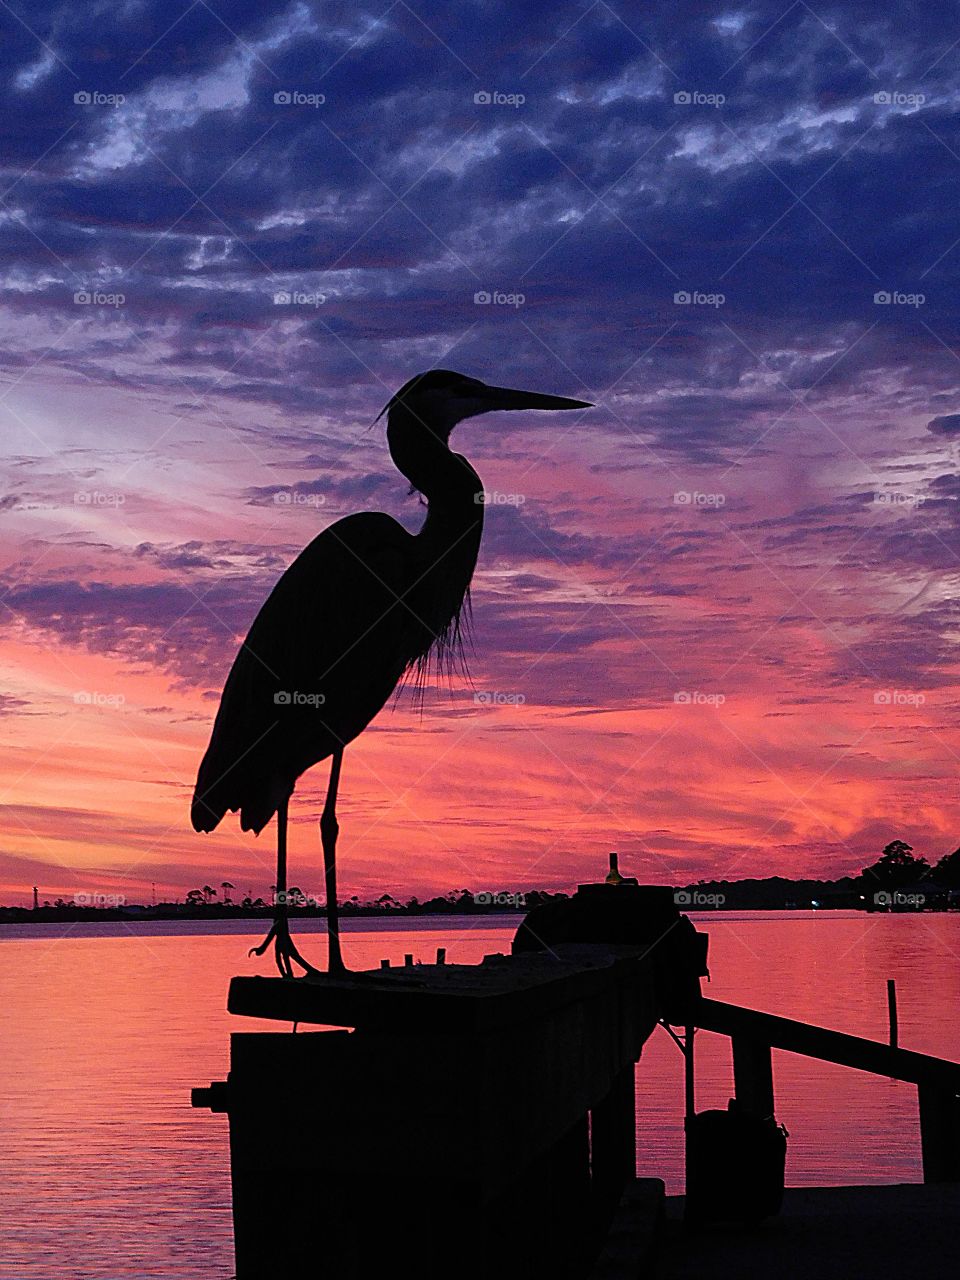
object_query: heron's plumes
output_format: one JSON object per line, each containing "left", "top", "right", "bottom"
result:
{"left": 377, "top": 369, "right": 465, "bottom": 422}
{"left": 397, "top": 586, "right": 475, "bottom": 709}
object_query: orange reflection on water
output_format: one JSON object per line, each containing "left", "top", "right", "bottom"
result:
{"left": 1, "top": 912, "right": 959, "bottom": 1278}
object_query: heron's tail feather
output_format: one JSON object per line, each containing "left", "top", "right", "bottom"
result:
{"left": 191, "top": 745, "right": 290, "bottom": 837}
{"left": 190, "top": 748, "right": 231, "bottom": 833}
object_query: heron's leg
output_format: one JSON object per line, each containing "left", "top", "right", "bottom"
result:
{"left": 249, "top": 797, "right": 318, "bottom": 978}
{"left": 321, "top": 749, "right": 346, "bottom": 974}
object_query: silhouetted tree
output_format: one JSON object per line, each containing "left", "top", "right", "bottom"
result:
{"left": 861, "top": 840, "right": 929, "bottom": 887}
{"left": 221, "top": 881, "right": 234, "bottom": 903}
{"left": 185, "top": 888, "right": 205, "bottom": 906}
{"left": 933, "top": 847, "right": 960, "bottom": 888}
{"left": 202, "top": 884, "right": 216, "bottom": 904}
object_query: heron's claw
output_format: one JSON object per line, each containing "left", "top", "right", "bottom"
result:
{"left": 249, "top": 915, "right": 320, "bottom": 979}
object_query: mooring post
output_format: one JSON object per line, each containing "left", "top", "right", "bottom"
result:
{"left": 887, "top": 978, "right": 898, "bottom": 1049}
{"left": 919, "top": 1084, "right": 960, "bottom": 1182}
{"left": 732, "top": 1035, "right": 775, "bottom": 1117}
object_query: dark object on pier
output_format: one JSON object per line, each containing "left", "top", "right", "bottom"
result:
{"left": 513, "top": 883, "right": 708, "bottom": 1024}
{"left": 684, "top": 1101, "right": 788, "bottom": 1225}
{"left": 196, "top": 948, "right": 659, "bottom": 1280}
{"left": 190, "top": 370, "right": 590, "bottom": 977}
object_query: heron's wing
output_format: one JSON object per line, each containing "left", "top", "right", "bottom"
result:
{"left": 191, "top": 512, "right": 415, "bottom": 834}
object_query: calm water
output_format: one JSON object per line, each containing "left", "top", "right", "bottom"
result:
{"left": 1, "top": 911, "right": 959, "bottom": 1279}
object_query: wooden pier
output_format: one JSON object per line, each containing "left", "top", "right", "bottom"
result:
{"left": 195, "top": 943, "right": 681, "bottom": 1280}
{"left": 193, "top": 890, "right": 960, "bottom": 1278}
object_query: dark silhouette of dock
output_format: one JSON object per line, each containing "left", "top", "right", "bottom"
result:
{"left": 194, "top": 883, "right": 960, "bottom": 1279}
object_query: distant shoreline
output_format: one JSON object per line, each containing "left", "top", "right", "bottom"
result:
{"left": 3, "top": 899, "right": 959, "bottom": 925}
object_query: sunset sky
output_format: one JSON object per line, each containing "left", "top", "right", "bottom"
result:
{"left": 2, "top": 1, "right": 960, "bottom": 905}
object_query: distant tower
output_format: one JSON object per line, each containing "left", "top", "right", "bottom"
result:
{"left": 32, "top": 886, "right": 39, "bottom": 910}
{"left": 604, "top": 853, "right": 623, "bottom": 886}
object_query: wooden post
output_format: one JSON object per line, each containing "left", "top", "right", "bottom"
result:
{"left": 919, "top": 1085, "right": 960, "bottom": 1182}
{"left": 733, "top": 1036, "right": 774, "bottom": 1118}
{"left": 683, "top": 1024, "right": 695, "bottom": 1201}
{"left": 887, "top": 978, "right": 898, "bottom": 1049}
{"left": 591, "top": 1064, "right": 637, "bottom": 1206}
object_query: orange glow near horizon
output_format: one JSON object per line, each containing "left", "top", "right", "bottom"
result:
{"left": 3, "top": 394, "right": 959, "bottom": 908}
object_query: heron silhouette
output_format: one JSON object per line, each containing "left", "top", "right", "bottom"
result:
{"left": 190, "top": 370, "right": 591, "bottom": 976}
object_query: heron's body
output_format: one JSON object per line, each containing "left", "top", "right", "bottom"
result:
{"left": 190, "top": 370, "right": 589, "bottom": 975}
{"left": 192, "top": 488, "right": 482, "bottom": 835}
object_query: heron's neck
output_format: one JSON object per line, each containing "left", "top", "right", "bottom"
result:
{"left": 387, "top": 409, "right": 482, "bottom": 510}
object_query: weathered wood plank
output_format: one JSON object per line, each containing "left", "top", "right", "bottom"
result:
{"left": 695, "top": 997, "right": 960, "bottom": 1090}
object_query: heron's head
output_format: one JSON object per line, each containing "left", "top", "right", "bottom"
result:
{"left": 379, "top": 369, "right": 592, "bottom": 444}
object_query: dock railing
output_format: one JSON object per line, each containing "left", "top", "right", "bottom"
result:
{"left": 688, "top": 996, "right": 960, "bottom": 1183}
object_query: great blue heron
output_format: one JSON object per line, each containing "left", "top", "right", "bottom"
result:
{"left": 190, "top": 370, "right": 591, "bottom": 975}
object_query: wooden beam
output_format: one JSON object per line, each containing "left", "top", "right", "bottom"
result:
{"left": 694, "top": 997, "right": 960, "bottom": 1090}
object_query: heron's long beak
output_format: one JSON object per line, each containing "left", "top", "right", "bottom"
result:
{"left": 479, "top": 383, "right": 593, "bottom": 411}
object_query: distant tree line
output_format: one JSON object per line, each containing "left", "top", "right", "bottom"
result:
{"left": 7, "top": 839, "right": 960, "bottom": 922}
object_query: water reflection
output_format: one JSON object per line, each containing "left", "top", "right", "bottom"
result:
{"left": 0, "top": 911, "right": 957, "bottom": 1278}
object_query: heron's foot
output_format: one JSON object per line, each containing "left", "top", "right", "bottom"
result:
{"left": 248, "top": 915, "right": 320, "bottom": 979}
